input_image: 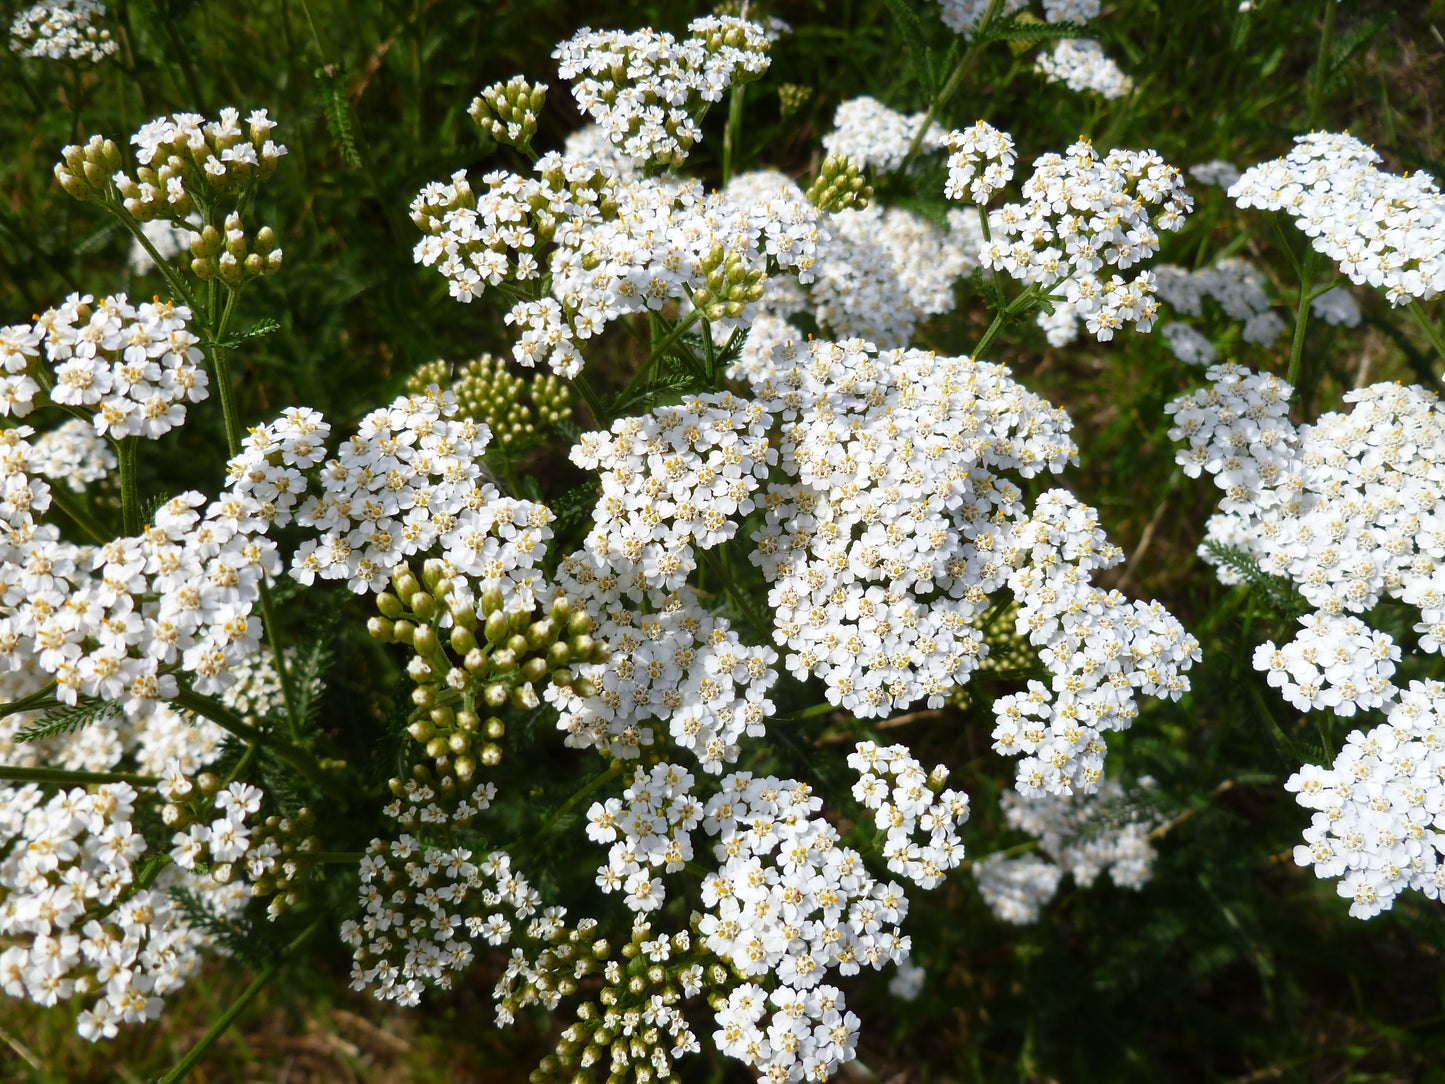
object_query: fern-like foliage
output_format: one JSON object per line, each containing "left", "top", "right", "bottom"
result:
{"left": 170, "top": 886, "right": 269, "bottom": 966}
{"left": 1202, "top": 541, "right": 1311, "bottom": 619}
{"left": 14, "top": 697, "right": 117, "bottom": 744}
{"left": 321, "top": 72, "right": 362, "bottom": 169}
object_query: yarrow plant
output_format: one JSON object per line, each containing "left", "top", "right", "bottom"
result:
{"left": 4, "top": 1, "right": 1444, "bottom": 1080}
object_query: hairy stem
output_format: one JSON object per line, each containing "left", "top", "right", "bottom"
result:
{"left": 117, "top": 438, "right": 140, "bottom": 536}
{"left": 1285, "top": 250, "right": 1318, "bottom": 405}
{"left": 901, "top": 0, "right": 1006, "bottom": 169}
{"left": 722, "top": 83, "right": 746, "bottom": 185}
{"left": 170, "top": 687, "right": 345, "bottom": 805}
{"left": 0, "top": 764, "right": 159, "bottom": 788}
{"left": 1406, "top": 300, "right": 1445, "bottom": 365}
{"left": 1306, "top": 0, "right": 1336, "bottom": 131}
{"left": 157, "top": 919, "right": 322, "bottom": 1084}
{"left": 45, "top": 483, "right": 111, "bottom": 544}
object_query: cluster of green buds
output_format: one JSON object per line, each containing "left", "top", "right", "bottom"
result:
{"left": 368, "top": 559, "right": 607, "bottom": 783}
{"left": 529, "top": 916, "right": 729, "bottom": 1084}
{"left": 805, "top": 153, "right": 873, "bottom": 214}
{"left": 246, "top": 808, "right": 320, "bottom": 919}
{"left": 470, "top": 76, "right": 549, "bottom": 152}
{"left": 691, "top": 243, "right": 766, "bottom": 322}
{"left": 53, "top": 134, "right": 123, "bottom": 203}
{"left": 406, "top": 355, "right": 573, "bottom": 450}
{"left": 949, "top": 598, "right": 1036, "bottom": 710}
{"left": 777, "top": 82, "right": 812, "bottom": 118}
{"left": 187, "top": 211, "right": 283, "bottom": 283}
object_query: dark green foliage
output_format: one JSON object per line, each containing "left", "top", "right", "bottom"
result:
{"left": 14, "top": 698, "right": 118, "bottom": 744}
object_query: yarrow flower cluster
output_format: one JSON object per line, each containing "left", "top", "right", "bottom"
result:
{"left": 939, "top": 0, "right": 1099, "bottom": 36}
{"left": 31, "top": 418, "right": 116, "bottom": 491}
{"left": 1230, "top": 131, "right": 1445, "bottom": 305}
{"left": 1170, "top": 365, "right": 1445, "bottom": 918}
{"left": 412, "top": 155, "right": 822, "bottom": 377}
{"left": 967, "top": 134, "right": 1192, "bottom": 341}
{"left": 944, "top": 121, "right": 1017, "bottom": 205}
{"left": 974, "top": 780, "right": 1158, "bottom": 922}
{"left": 1288, "top": 680, "right": 1445, "bottom": 918}
{"left": 552, "top": 559, "right": 778, "bottom": 771}
{"left": 9, "top": 0, "right": 115, "bottom": 62}
{"left": 284, "top": 389, "right": 554, "bottom": 597}
{"left": 342, "top": 779, "right": 514, "bottom": 1006}
{"left": 1168, "top": 370, "right": 1445, "bottom": 659}
{"left": 847, "top": 742, "right": 969, "bottom": 888}
{"left": 0, "top": 411, "right": 296, "bottom": 708}
{"left": 1034, "top": 39, "right": 1133, "bottom": 100}
{"left": 820, "top": 97, "right": 946, "bottom": 174}
{"left": 742, "top": 341, "right": 1197, "bottom": 794}
{"left": 0, "top": 781, "right": 247, "bottom": 1040}
{"left": 1188, "top": 160, "right": 1242, "bottom": 189}
{"left": 699, "top": 771, "right": 908, "bottom": 1081}
{"left": 1153, "top": 257, "right": 1287, "bottom": 352}
{"left": 13, "top": 292, "right": 209, "bottom": 439}
{"left": 588, "top": 763, "right": 704, "bottom": 910}
{"left": 1254, "top": 614, "right": 1399, "bottom": 717}
{"left": 553, "top": 16, "right": 771, "bottom": 166}
{"left": 573, "top": 392, "right": 775, "bottom": 593}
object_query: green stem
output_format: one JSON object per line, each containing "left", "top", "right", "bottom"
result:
{"left": 1306, "top": 0, "right": 1336, "bottom": 131}
{"left": 609, "top": 309, "right": 703, "bottom": 419}
{"left": 1285, "top": 251, "right": 1318, "bottom": 403}
{"left": 699, "top": 546, "right": 770, "bottom": 640}
{"left": 1406, "top": 301, "right": 1445, "bottom": 365}
{"left": 900, "top": 0, "right": 1006, "bottom": 170}
{"left": 44, "top": 483, "right": 111, "bottom": 543}
{"left": 971, "top": 285, "right": 1039, "bottom": 357}
{"left": 170, "top": 687, "right": 345, "bottom": 805}
{"left": 307, "top": 851, "right": 364, "bottom": 864}
{"left": 722, "top": 83, "right": 746, "bottom": 185}
{"left": 516, "top": 760, "right": 624, "bottom": 851}
{"left": 208, "top": 286, "right": 244, "bottom": 455}
{"left": 157, "top": 920, "right": 322, "bottom": 1084}
{"left": 962, "top": 840, "right": 1038, "bottom": 869}
{"left": 571, "top": 373, "right": 606, "bottom": 424}
{"left": 0, "top": 764, "right": 159, "bottom": 788}
{"left": 203, "top": 287, "right": 301, "bottom": 743}
{"left": 257, "top": 579, "right": 302, "bottom": 741}
{"left": 971, "top": 308, "right": 1008, "bottom": 358}
{"left": 0, "top": 683, "right": 58, "bottom": 720}
{"left": 114, "top": 210, "right": 200, "bottom": 313}
{"left": 117, "top": 438, "right": 139, "bottom": 536}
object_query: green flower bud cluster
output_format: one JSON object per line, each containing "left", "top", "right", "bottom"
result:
{"left": 470, "top": 76, "right": 549, "bottom": 151}
{"left": 368, "top": 559, "right": 608, "bottom": 783}
{"left": 247, "top": 808, "right": 319, "bottom": 919}
{"left": 949, "top": 599, "right": 1035, "bottom": 710}
{"left": 527, "top": 916, "right": 729, "bottom": 1084}
{"left": 777, "top": 82, "right": 812, "bottom": 119}
{"left": 188, "top": 211, "right": 283, "bottom": 284}
{"left": 405, "top": 355, "right": 573, "bottom": 449}
{"left": 53, "top": 134, "right": 124, "bottom": 203}
{"left": 690, "top": 242, "right": 765, "bottom": 322}
{"left": 805, "top": 153, "right": 873, "bottom": 213}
